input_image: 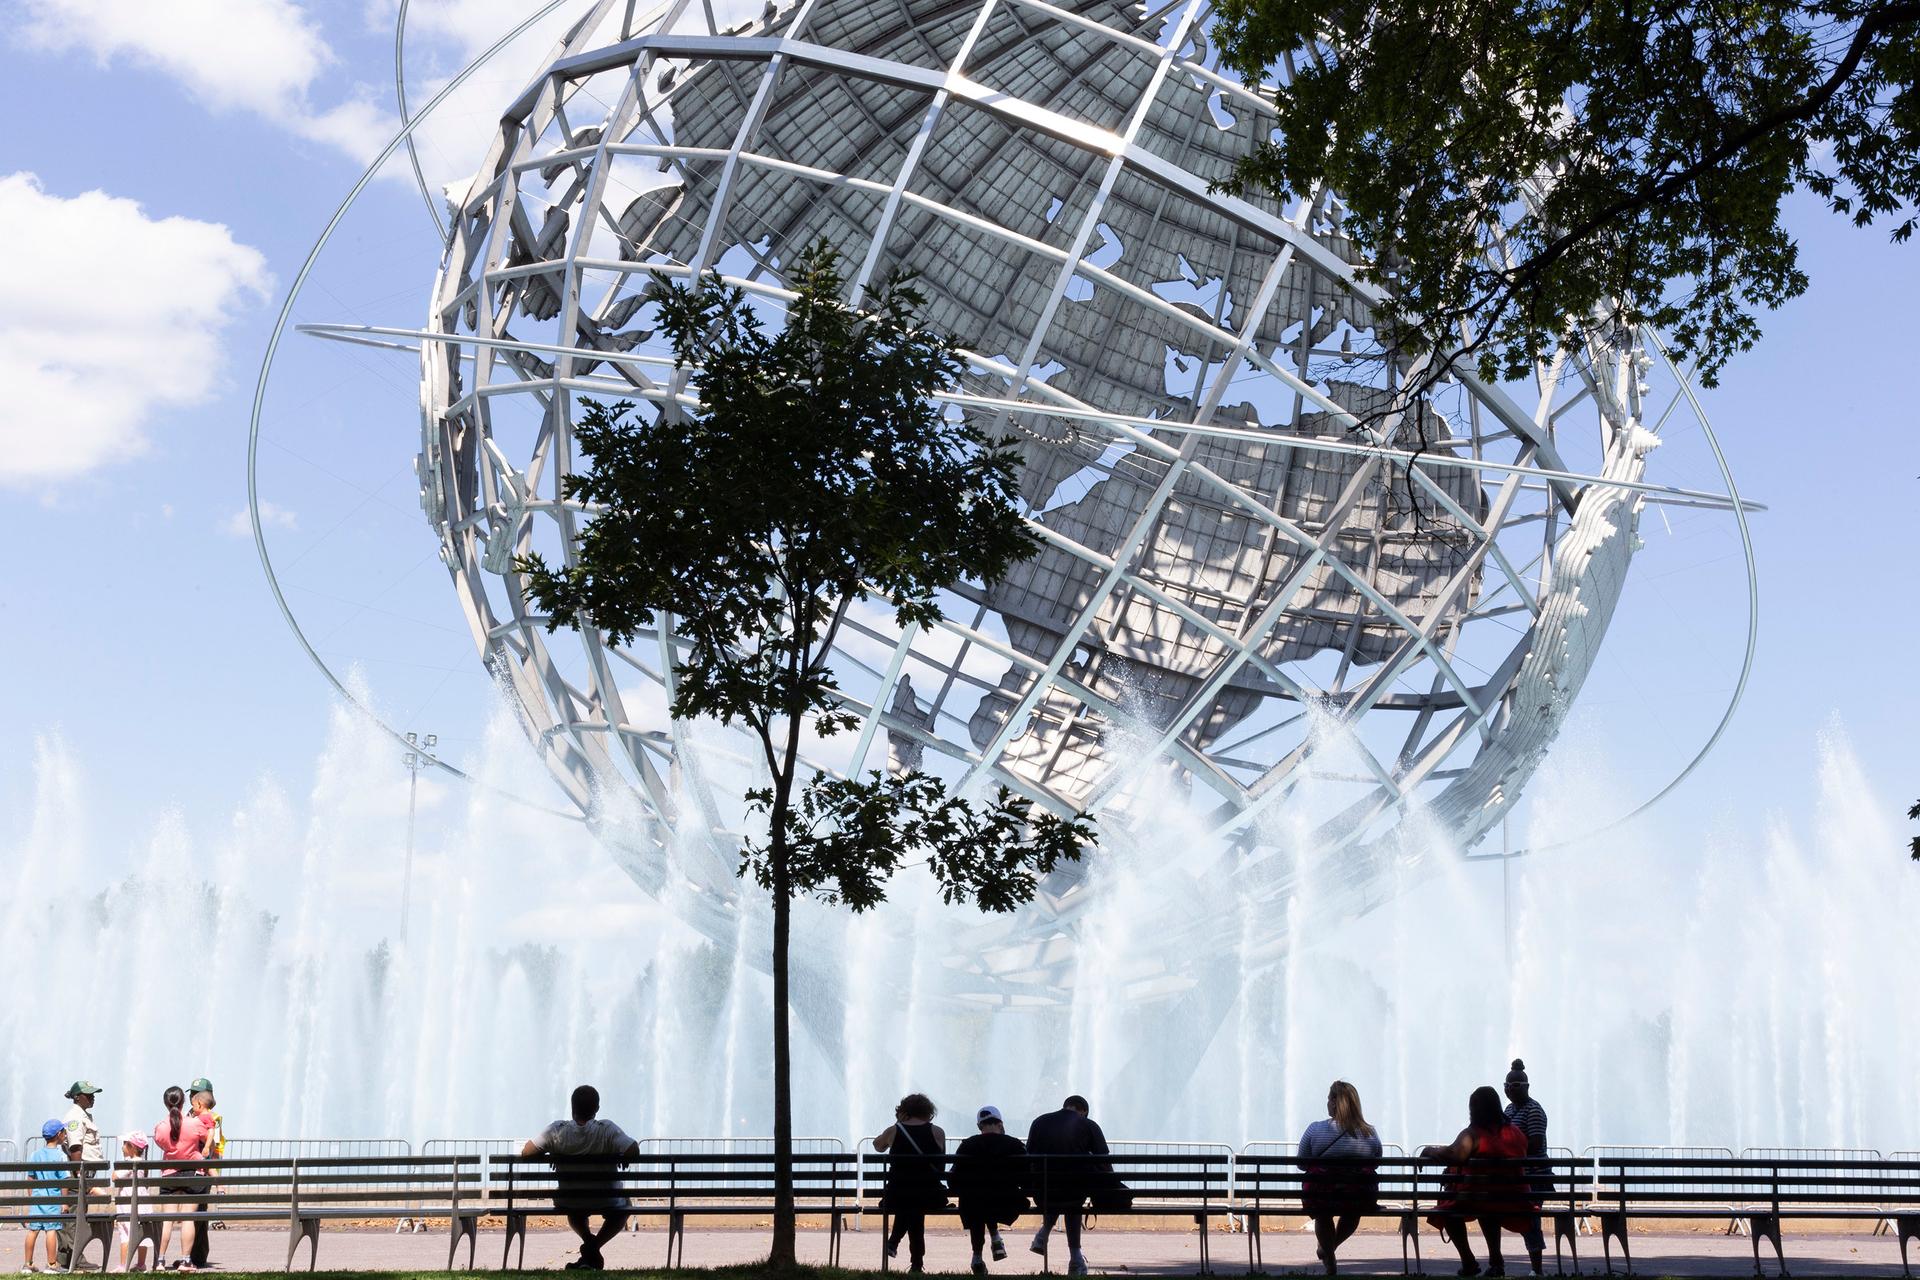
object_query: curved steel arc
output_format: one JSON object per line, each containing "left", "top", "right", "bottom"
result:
{"left": 1501, "top": 331, "right": 1759, "bottom": 860}
{"left": 394, "top": 0, "right": 448, "bottom": 241}
{"left": 249, "top": 0, "right": 582, "bottom": 820}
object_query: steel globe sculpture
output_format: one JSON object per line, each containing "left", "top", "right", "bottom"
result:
{"left": 391, "top": 0, "right": 1742, "bottom": 999}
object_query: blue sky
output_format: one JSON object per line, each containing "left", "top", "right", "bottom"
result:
{"left": 1, "top": 0, "right": 1915, "bottom": 868}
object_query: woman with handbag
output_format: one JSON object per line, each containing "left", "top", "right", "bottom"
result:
{"left": 1421, "top": 1087, "right": 1533, "bottom": 1277}
{"left": 1298, "top": 1081, "right": 1383, "bottom": 1274}
{"left": 874, "top": 1094, "right": 948, "bottom": 1272}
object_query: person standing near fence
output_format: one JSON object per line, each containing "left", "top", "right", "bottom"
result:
{"left": 152, "top": 1085, "right": 215, "bottom": 1272}
{"left": 949, "top": 1105, "right": 1027, "bottom": 1275}
{"left": 522, "top": 1084, "right": 641, "bottom": 1271}
{"left": 1502, "top": 1060, "right": 1548, "bottom": 1275}
{"left": 25, "top": 1120, "right": 71, "bottom": 1274}
{"left": 873, "top": 1093, "right": 948, "bottom": 1272}
{"left": 54, "top": 1080, "right": 105, "bottom": 1270}
{"left": 185, "top": 1080, "right": 223, "bottom": 1270}
{"left": 1025, "top": 1095, "right": 1107, "bottom": 1276}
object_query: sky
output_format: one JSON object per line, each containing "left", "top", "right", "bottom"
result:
{"left": 0, "top": 0, "right": 1916, "bottom": 879}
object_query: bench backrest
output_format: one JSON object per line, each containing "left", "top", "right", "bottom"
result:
{"left": 486, "top": 1153, "right": 858, "bottom": 1209}
{"left": 857, "top": 1151, "right": 1231, "bottom": 1207}
{"left": 1234, "top": 1155, "right": 1591, "bottom": 1210}
{"left": 0, "top": 1155, "right": 479, "bottom": 1226}
{"left": 1586, "top": 1157, "right": 1920, "bottom": 1211}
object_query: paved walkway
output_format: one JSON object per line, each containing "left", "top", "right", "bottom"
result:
{"left": 5, "top": 1223, "right": 1911, "bottom": 1275}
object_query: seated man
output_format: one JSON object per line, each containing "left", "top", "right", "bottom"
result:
{"left": 523, "top": 1085, "right": 640, "bottom": 1270}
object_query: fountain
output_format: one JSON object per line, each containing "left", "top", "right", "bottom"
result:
{"left": 3, "top": 697, "right": 1914, "bottom": 1151}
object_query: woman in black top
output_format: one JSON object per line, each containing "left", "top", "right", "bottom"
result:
{"left": 874, "top": 1094, "right": 947, "bottom": 1272}
{"left": 949, "top": 1105, "right": 1029, "bottom": 1274}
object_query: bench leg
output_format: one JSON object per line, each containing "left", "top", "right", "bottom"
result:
{"left": 1194, "top": 1214, "right": 1211, "bottom": 1275}
{"left": 664, "top": 1211, "right": 685, "bottom": 1269}
{"left": 448, "top": 1212, "right": 478, "bottom": 1271}
{"left": 880, "top": 1211, "right": 891, "bottom": 1272}
{"left": 1399, "top": 1211, "right": 1421, "bottom": 1275}
{"left": 1594, "top": 1212, "right": 1631, "bottom": 1277}
{"left": 285, "top": 1215, "right": 319, "bottom": 1273}
{"left": 1896, "top": 1215, "right": 1920, "bottom": 1279}
{"left": 1550, "top": 1210, "right": 1579, "bottom": 1276}
{"left": 829, "top": 1211, "right": 842, "bottom": 1269}
{"left": 1245, "top": 1212, "right": 1260, "bottom": 1273}
{"left": 1747, "top": 1214, "right": 1786, "bottom": 1277}
{"left": 501, "top": 1211, "right": 526, "bottom": 1271}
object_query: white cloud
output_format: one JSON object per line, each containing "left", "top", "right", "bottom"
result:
{"left": 223, "top": 501, "right": 297, "bottom": 538}
{"left": 14, "top": 0, "right": 395, "bottom": 161}
{"left": 0, "top": 173, "right": 271, "bottom": 487}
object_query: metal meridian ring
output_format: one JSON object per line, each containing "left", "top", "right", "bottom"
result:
{"left": 247, "top": 0, "right": 584, "bottom": 821}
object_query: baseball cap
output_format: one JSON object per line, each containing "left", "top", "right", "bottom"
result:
{"left": 976, "top": 1105, "right": 1003, "bottom": 1124}
{"left": 65, "top": 1080, "right": 103, "bottom": 1099}
{"left": 188, "top": 1077, "right": 215, "bottom": 1098}
{"left": 41, "top": 1119, "right": 68, "bottom": 1141}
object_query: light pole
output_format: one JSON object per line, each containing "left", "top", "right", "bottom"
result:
{"left": 401, "top": 731, "right": 436, "bottom": 945}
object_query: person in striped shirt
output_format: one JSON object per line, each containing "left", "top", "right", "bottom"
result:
{"left": 1502, "top": 1059, "right": 1548, "bottom": 1274}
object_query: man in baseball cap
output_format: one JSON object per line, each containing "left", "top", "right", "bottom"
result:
{"left": 187, "top": 1079, "right": 225, "bottom": 1269}
{"left": 950, "top": 1105, "right": 1027, "bottom": 1274}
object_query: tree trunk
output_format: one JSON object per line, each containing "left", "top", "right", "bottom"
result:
{"left": 769, "top": 814, "right": 798, "bottom": 1267}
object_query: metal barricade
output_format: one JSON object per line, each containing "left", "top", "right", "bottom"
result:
{"left": 422, "top": 1140, "right": 522, "bottom": 1192}
{"left": 1585, "top": 1144, "right": 1740, "bottom": 1231}
{"left": 0, "top": 1141, "right": 13, "bottom": 1162}
{"left": 226, "top": 1139, "right": 414, "bottom": 1225}
{"left": 1739, "top": 1146, "right": 1886, "bottom": 1210}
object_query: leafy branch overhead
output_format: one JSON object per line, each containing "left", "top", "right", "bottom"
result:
{"left": 1212, "top": 0, "right": 1920, "bottom": 387}
{"left": 747, "top": 777, "right": 1097, "bottom": 913}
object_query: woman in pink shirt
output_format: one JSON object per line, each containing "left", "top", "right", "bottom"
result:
{"left": 151, "top": 1086, "right": 214, "bottom": 1271}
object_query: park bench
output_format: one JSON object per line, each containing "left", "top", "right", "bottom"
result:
{"left": 1233, "top": 1154, "right": 1591, "bottom": 1275}
{"left": 487, "top": 1151, "right": 859, "bottom": 1269}
{"left": 1584, "top": 1155, "right": 1920, "bottom": 1276}
{"left": 0, "top": 1154, "right": 483, "bottom": 1273}
{"left": 859, "top": 1150, "right": 1233, "bottom": 1273}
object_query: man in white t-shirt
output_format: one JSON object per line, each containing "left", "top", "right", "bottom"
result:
{"left": 522, "top": 1085, "right": 640, "bottom": 1270}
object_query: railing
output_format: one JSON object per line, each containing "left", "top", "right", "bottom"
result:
{"left": 1741, "top": 1146, "right": 1886, "bottom": 1202}
{"left": 1586, "top": 1144, "right": 1739, "bottom": 1206}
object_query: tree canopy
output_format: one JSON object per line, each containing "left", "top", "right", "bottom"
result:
{"left": 1212, "top": 0, "right": 1920, "bottom": 389}
{"left": 516, "top": 243, "right": 1094, "bottom": 1265}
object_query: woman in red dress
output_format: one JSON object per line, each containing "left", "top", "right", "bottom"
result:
{"left": 1422, "top": 1086, "right": 1536, "bottom": 1276}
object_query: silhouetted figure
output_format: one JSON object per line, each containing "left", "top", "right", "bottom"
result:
{"left": 1026, "top": 1094, "right": 1108, "bottom": 1275}
{"left": 949, "top": 1105, "right": 1028, "bottom": 1274}
{"left": 1299, "top": 1081, "right": 1383, "bottom": 1275}
{"left": 522, "top": 1085, "right": 640, "bottom": 1271}
{"left": 1503, "top": 1060, "right": 1549, "bottom": 1274}
{"left": 873, "top": 1093, "right": 948, "bottom": 1272}
{"left": 1423, "top": 1087, "right": 1532, "bottom": 1277}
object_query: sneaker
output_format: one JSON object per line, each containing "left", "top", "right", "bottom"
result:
{"left": 972, "top": 1262, "right": 989, "bottom": 1276}
{"left": 1029, "top": 1230, "right": 1050, "bottom": 1256}
{"left": 885, "top": 1240, "right": 900, "bottom": 1260}
{"left": 1067, "top": 1252, "right": 1088, "bottom": 1276}
{"left": 991, "top": 1238, "right": 1009, "bottom": 1262}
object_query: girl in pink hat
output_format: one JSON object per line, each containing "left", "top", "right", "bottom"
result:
{"left": 112, "top": 1133, "right": 156, "bottom": 1272}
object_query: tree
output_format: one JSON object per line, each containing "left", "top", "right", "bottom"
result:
{"left": 1211, "top": 0, "right": 1920, "bottom": 392}
{"left": 516, "top": 244, "right": 1095, "bottom": 1267}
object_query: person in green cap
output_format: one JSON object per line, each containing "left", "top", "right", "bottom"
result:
{"left": 64, "top": 1082, "right": 105, "bottom": 1163}
{"left": 56, "top": 1082, "right": 105, "bottom": 1269}
{"left": 186, "top": 1080, "right": 224, "bottom": 1270}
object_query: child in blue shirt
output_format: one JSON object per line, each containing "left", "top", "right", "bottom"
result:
{"left": 25, "top": 1120, "right": 71, "bottom": 1273}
